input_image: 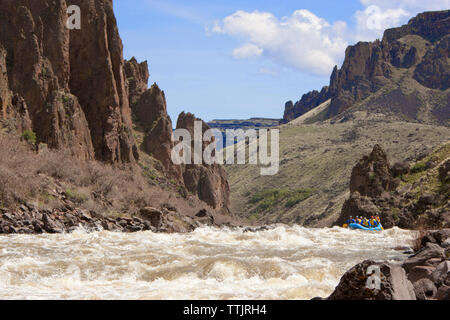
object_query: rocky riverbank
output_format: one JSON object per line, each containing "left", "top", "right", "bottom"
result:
{"left": 322, "top": 229, "right": 450, "bottom": 300}
{"left": 0, "top": 204, "right": 229, "bottom": 235}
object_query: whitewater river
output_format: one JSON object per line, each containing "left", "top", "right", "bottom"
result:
{"left": 0, "top": 225, "right": 416, "bottom": 300}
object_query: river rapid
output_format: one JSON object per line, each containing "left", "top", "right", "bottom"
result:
{"left": 0, "top": 225, "right": 417, "bottom": 300}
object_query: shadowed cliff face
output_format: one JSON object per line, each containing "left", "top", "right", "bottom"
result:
{"left": 283, "top": 10, "right": 450, "bottom": 125}
{"left": 176, "top": 112, "right": 231, "bottom": 214}
{"left": 0, "top": 0, "right": 138, "bottom": 163}
{"left": 283, "top": 86, "right": 330, "bottom": 123}
{"left": 126, "top": 58, "right": 182, "bottom": 181}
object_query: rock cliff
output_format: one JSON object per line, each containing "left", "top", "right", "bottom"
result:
{"left": 283, "top": 10, "right": 450, "bottom": 125}
{"left": 124, "top": 59, "right": 231, "bottom": 214}
{"left": 283, "top": 86, "right": 330, "bottom": 123}
{"left": 0, "top": 0, "right": 232, "bottom": 230}
{"left": 336, "top": 142, "right": 450, "bottom": 229}
{"left": 0, "top": 0, "right": 138, "bottom": 162}
{"left": 176, "top": 112, "right": 231, "bottom": 214}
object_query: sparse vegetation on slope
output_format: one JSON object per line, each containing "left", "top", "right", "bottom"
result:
{"left": 226, "top": 113, "right": 450, "bottom": 226}
{"left": 0, "top": 133, "right": 153, "bottom": 215}
{"left": 249, "top": 188, "right": 314, "bottom": 212}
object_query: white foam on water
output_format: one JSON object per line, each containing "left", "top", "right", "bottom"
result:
{"left": 0, "top": 226, "right": 417, "bottom": 299}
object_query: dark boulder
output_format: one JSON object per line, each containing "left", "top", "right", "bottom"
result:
{"left": 418, "top": 194, "right": 436, "bottom": 207}
{"left": 390, "top": 162, "right": 410, "bottom": 177}
{"left": 432, "top": 261, "right": 450, "bottom": 287}
{"left": 435, "top": 285, "right": 450, "bottom": 300}
{"left": 439, "top": 159, "right": 450, "bottom": 182}
{"left": 139, "top": 207, "right": 163, "bottom": 228}
{"left": 327, "top": 260, "right": 415, "bottom": 300}
{"left": 195, "top": 209, "right": 215, "bottom": 226}
{"left": 42, "top": 214, "right": 64, "bottom": 233}
{"left": 403, "top": 243, "right": 445, "bottom": 273}
{"left": 408, "top": 266, "right": 435, "bottom": 283}
{"left": 413, "top": 278, "right": 437, "bottom": 300}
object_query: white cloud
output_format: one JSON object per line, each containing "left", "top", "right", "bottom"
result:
{"left": 356, "top": 0, "right": 450, "bottom": 40}
{"left": 212, "top": 10, "right": 348, "bottom": 76}
{"left": 355, "top": 5, "right": 410, "bottom": 40}
{"left": 232, "top": 44, "right": 263, "bottom": 59}
{"left": 360, "top": 0, "right": 450, "bottom": 12}
{"left": 209, "top": 2, "right": 449, "bottom": 75}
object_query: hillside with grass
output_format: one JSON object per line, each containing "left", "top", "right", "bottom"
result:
{"left": 226, "top": 10, "right": 449, "bottom": 227}
{"left": 225, "top": 112, "right": 450, "bottom": 227}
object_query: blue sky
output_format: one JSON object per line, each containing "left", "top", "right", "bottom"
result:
{"left": 113, "top": 0, "right": 449, "bottom": 122}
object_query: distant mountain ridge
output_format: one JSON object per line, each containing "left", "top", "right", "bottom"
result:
{"left": 208, "top": 118, "right": 281, "bottom": 130}
{"left": 208, "top": 118, "right": 281, "bottom": 149}
{"left": 283, "top": 10, "right": 450, "bottom": 125}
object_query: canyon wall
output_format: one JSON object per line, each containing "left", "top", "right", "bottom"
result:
{"left": 0, "top": 0, "right": 138, "bottom": 162}
{"left": 283, "top": 10, "right": 449, "bottom": 125}
{"left": 0, "top": 0, "right": 230, "bottom": 215}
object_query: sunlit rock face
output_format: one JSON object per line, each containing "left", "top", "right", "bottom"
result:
{"left": 0, "top": 0, "right": 138, "bottom": 163}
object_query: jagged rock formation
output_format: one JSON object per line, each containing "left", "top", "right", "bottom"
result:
{"left": 124, "top": 57, "right": 149, "bottom": 107}
{"left": 283, "top": 86, "right": 330, "bottom": 123}
{"left": 176, "top": 112, "right": 231, "bottom": 214}
{"left": 327, "top": 260, "right": 416, "bottom": 300}
{"left": 125, "top": 58, "right": 176, "bottom": 178}
{"left": 132, "top": 81, "right": 181, "bottom": 180}
{"left": 0, "top": 0, "right": 138, "bottom": 162}
{"left": 336, "top": 143, "right": 450, "bottom": 229}
{"left": 283, "top": 10, "right": 450, "bottom": 125}
{"left": 414, "top": 35, "right": 449, "bottom": 90}
{"left": 0, "top": 0, "right": 232, "bottom": 231}
{"left": 124, "top": 58, "right": 231, "bottom": 214}
{"left": 349, "top": 144, "right": 398, "bottom": 198}
{"left": 383, "top": 10, "right": 450, "bottom": 43}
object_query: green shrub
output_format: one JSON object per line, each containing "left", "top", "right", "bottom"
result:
{"left": 21, "top": 130, "right": 37, "bottom": 145}
{"left": 250, "top": 188, "right": 314, "bottom": 211}
{"left": 411, "top": 162, "right": 427, "bottom": 174}
{"left": 391, "top": 208, "right": 400, "bottom": 222}
{"left": 250, "top": 189, "right": 290, "bottom": 204}
{"left": 62, "top": 94, "right": 72, "bottom": 103}
{"left": 285, "top": 189, "right": 314, "bottom": 208}
{"left": 64, "top": 189, "right": 88, "bottom": 204}
{"left": 248, "top": 212, "right": 259, "bottom": 221}
{"left": 140, "top": 163, "right": 158, "bottom": 182}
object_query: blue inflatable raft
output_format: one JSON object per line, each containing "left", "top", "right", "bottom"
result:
{"left": 348, "top": 223, "right": 383, "bottom": 231}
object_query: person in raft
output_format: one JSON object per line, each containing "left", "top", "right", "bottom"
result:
{"left": 345, "top": 215, "right": 381, "bottom": 228}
